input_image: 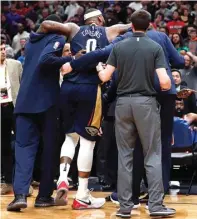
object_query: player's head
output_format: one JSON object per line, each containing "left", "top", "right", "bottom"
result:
{"left": 131, "top": 10, "right": 151, "bottom": 32}
{"left": 84, "top": 8, "right": 105, "bottom": 26}
{"left": 45, "top": 14, "right": 62, "bottom": 23}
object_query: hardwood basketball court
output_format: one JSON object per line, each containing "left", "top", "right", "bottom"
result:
{"left": 1, "top": 190, "right": 197, "bottom": 219}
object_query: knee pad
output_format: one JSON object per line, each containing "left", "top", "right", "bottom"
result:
{"left": 77, "top": 136, "right": 95, "bottom": 172}
{"left": 60, "top": 133, "right": 79, "bottom": 159}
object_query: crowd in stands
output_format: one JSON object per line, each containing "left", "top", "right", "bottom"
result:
{"left": 1, "top": 0, "right": 197, "bottom": 102}
{"left": 1, "top": 1, "right": 197, "bottom": 57}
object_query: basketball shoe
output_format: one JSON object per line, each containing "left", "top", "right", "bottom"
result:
{"left": 72, "top": 190, "right": 106, "bottom": 210}
{"left": 55, "top": 180, "right": 69, "bottom": 206}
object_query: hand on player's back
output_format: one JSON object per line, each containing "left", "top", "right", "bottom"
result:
{"left": 61, "top": 62, "right": 72, "bottom": 76}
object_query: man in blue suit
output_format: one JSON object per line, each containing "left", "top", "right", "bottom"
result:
{"left": 61, "top": 28, "right": 185, "bottom": 196}
{"left": 7, "top": 15, "right": 73, "bottom": 212}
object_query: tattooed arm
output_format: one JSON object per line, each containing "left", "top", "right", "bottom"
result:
{"left": 37, "top": 21, "right": 80, "bottom": 41}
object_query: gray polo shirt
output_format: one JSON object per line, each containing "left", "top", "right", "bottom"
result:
{"left": 107, "top": 32, "right": 166, "bottom": 96}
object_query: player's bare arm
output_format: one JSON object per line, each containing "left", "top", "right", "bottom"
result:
{"left": 37, "top": 21, "right": 80, "bottom": 41}
{"left": 106, "top": 23, "right": 131, "bottom": 42}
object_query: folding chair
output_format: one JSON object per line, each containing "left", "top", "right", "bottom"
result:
{"left": 171, "top": 117, "right": 197, "bottom": 195}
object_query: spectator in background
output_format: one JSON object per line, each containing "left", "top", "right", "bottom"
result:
{"left": 1, "top": 31, "right": 11, "bottom": 46}
{"left": 187, "top": 51, "right": 197, "bottom": 63}
{"left": 126, "top": 5, "right": 134, "bottom": 23}
{"left": 194, "top": 15, "right": 197, "bottom": 27}
{"left": 191, "top": 2, "right": 197, "bottom": 17}
{"left": 26, "top": 18, "right": 36, "bottom": 32}
{"left": 155, "top": 1, "right": 172, "bottom": 21}
{"left": 16, "top": 1, "right": 30, "bottom": 16}
{"left": 1, "top": 13, "right": 12, "bottom": 38}
{"left": 153, "top": 13, "right": 166, "bottom": 29}
{"left": 180, "top": 54, "right": 197, "bottom": 99}
{"left": 113, "top": 3, "right": 127, "bottom": 24}
{"left": 6, "top": 3, "right": 23, "bottom": 33}
{"left": 167, "top": 10, "right": 185, "bottom": 34}
{"left": 172, "top": 69, "right": 197, "bottom": 113}
{"left": 158, "top": 26, "right": 169, "bottom": 35}
{"left": 174, "top": 98, "right": 186, "bottom": 118}
{"left": 75, "top": 6, "right": 85, "bottom": 25}
{"left": 64, "top": 1, "right": 81, "bottom": 20}
{"left": 187, "top": 29, "right": 197, "bottom": 55}
{"left": 1, "top": 35, "right": 14, "bottom": 59}
{"left": 1, "top": 1, "right": 10, "bottom": 15}
{"left": 50, "top": 1, "right": 64, "bottom": 18}
{"left": 17, "top": 48, "right": 25, "bottom": 66}
{"left": 12, "top": 23, "right": 30, "bottom": 55}
{"left": 171, "top": 33, "right": 189, "bottom": 55}
{"left": 25, "top": 2, "right": 38, "bottom": 23}
{"left": 88, "top": 1, "right": 98, "bottom": 9}
{"left": 146, "top": 1, "right": 160, "bottom": 22}
{"left": 180, "top": 8, "right": 190, "bottom": 25}
{"left": 128, "top": 1, "right": 142, "bottom": 11}
{"left": 171, "top": 1, "right": 187, "bottom": 15}
{"left": 36, "top": 1, "right": 46, "bottom": 16}
{"left": 104, "top": 8, "right": 118, "bottom": 26}
{"left": 36, "top": 8, "right": 50, "bottom": 25}
{"left": 183, "top": 24, "right": 197, "bottom": 45}
{"left": 0, "top": 42, "right": 23, "bottom": 195}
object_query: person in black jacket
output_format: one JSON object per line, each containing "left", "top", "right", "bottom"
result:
{"left": 7, "top": 14, "right": 73, "bottom": 212}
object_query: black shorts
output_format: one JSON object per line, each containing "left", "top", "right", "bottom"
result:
{"left": 60, "top": 81, "right": 102, "bottom": 141}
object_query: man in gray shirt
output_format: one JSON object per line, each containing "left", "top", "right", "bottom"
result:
{"left": 97, "top": 10, "right": 175, "bottom": 218}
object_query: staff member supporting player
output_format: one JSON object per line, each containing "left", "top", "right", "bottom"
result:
{"left": 7, "top": 15, "right": 73, "bottom": 212}
{"left": 97, "top": 10, "right": 175, "bottom": 218}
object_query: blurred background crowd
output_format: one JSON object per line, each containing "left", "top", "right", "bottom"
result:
{"left": 1, "top": 1, "right": 197, "bottom": 59}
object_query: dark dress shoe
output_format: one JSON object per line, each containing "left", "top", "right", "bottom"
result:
{"left": 7, "top": 194, "right": 27, "bottom": 211}
{"left": 34, "top": 196, "right": 55, "bottom": 207}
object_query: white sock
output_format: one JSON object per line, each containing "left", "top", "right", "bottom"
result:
{"left": 76, "top": 177, "right": 89, "bottom": 199}
{"left": 58, "top": 163, "right": 70, "bottom": 184}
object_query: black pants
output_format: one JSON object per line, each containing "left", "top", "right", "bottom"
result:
{"left": 97, "top": 119, "right": 118, "bottom": 187}
{"left": 132, "top": 94, "right": 176, "bottom": 198}
{"left": 1, "top": 102, "right": 14, "bottom": 184}
{"left": 158, "top": 94, "right": 176, "bottom": 193}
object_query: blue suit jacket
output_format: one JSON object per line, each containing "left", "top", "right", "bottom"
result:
{"left": 15, "top": 32, "right": 72, "bottom": 114}
{"left": 70, "top": 30, "right": 185, "bottom": 94}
